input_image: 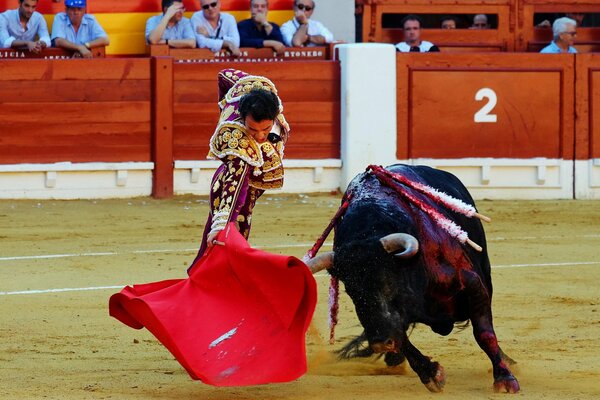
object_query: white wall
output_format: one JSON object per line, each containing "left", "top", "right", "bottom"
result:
{"left": 311, "top": 0, "right": 355, "bottom": 43}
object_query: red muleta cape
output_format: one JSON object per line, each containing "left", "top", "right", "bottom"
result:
{"left": 109, "top": 223, "right": 317, "bottom": 386}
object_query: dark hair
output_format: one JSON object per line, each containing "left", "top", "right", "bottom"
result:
{"left": 239, "top": 89, "right": 280, "bottom": 121}
{"left": 162, "top": 0, "right": 181, "bottom": 9}
{"left": 401, "top": 14, "right": 422, "bottom": 29}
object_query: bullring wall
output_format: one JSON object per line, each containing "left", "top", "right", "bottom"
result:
{"left": 1, "top": 45, "right": 600, "bottom": 199}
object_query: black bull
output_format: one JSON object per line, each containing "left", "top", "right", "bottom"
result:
{"left": 306, "top": 164, "right": 519, "bottom": 393}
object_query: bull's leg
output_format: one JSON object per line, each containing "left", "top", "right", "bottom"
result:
{"left": 461, "top": 270, "right": 520, "bottom": 393}
{"left": 384, "top": 351, "right": 405, "bottom": 366}
{"left": 400, "top": 334, "right": 446, "bottom": 392}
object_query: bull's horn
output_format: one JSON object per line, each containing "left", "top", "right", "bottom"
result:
{"left": 380, "top": 233, "right": 419, "bottom": 259}
{"left": 304, "top": 251, "right": 334, "bottom": 274}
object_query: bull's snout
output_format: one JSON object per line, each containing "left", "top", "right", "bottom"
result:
{"left": 371, "top": 338, "right": 398, "bottom": 354}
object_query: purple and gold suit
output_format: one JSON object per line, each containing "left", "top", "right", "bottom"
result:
{"left": 191, "top": 69, "right": 290, "bottom": 267}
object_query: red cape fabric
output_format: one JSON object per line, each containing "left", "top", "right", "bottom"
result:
{"left": 109, "top": 223, "right": 317, "bottom": 386}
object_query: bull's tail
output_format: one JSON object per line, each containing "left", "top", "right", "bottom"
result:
{"left": 336, "top": 332, "right": 407, "bottom": 367}
{"left": 336, "top": 332, "right": 373, "bottom": 359}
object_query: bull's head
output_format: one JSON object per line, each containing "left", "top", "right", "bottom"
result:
{"left": 305, "top": 233, "right": 419, "bottom": 274}
{"left": 305, "top": 232, "right": 420, "bottom": 354}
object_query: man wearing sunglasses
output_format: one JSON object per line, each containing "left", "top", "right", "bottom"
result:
{"left": 238, "top": 0, "right": 285, "bottom": 54}
{"left": 540, "top": 17, "right": 578, "bottom": 54}
{"left": 281, "top": 0, "right": 333, "bottom": 47}
{"left": 146, "top": 0, "right": 196, "bottom": 48}
{"left": 191, "top": 0, "right": 241, "bottom": 56}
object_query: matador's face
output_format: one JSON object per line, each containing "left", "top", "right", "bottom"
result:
{"left": 245, "top": 115, "right": 274, "bottom": 144}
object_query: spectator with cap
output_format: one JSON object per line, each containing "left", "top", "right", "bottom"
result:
{"left": 51, "top": 0, "right": 109, "bottom": 58}
{"left": 0, "top": 0, "right": 51, "bottom": 53}
{"left": 280, "top": 0, "right": 333, "bottom": 47}
{"left": 146, "top": 0, "right": 196, "bottom": 48}
{"left": 540, "top": 17, "right": 578, "bottom": 54}
{"left": 238, "top": 0, "right": 285, "bottom": 54}
{"left": 395, "top": 15, "right": 440, "bottom": 52}
{"left": 470, "top": 14, "right": 490, "bottom": 29}
{"left": 191, "top": 0, "right": 240, "bottom": 56}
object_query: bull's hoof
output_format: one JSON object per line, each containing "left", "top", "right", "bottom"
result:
{"left": 493, "top": 376, "right": 520, "bottom": 393}
{"left": 424, "top": 364, "right": 446, "bottom": 393}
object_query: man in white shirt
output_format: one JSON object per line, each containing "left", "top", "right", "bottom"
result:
{"left": 191, "top": 0, "right": 240, "bottom": 56}
{"left": 0, "top": 0, "right": 50, "bottom": 53}
{"left": 395, "top": 15, "right": 439, "bottom": 53}
{"left": 280, "top": 0, "right": 333, "bottom": 47}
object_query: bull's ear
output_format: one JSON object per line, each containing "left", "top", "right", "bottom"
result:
{"left": 379, "top": 233, "right": 419, "bottom": 259}
{"left": 304, "top": 251, "right": 334, "bottom": 274}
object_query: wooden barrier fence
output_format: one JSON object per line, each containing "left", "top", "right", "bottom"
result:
{"left": 0, "top": 57, "right": 340, "bottom": 198}
{"left": 1, "top": 51, "right": 599, "bottom": 198}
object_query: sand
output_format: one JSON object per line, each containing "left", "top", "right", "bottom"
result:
{"left": 1, "top": 194, "right": 599, "bottom": 399}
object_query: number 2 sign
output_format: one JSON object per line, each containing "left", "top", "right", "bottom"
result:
{"left": 474, "top": 88, "right": 497, "bottom": 123}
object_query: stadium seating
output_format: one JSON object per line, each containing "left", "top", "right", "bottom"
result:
{"left": 0, "top": 0, "right": 294, "bottom": 55}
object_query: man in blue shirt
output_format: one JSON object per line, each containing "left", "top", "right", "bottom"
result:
{"left": 0, "top": 0, "right": 51, "bottom": 53}
{"left": 146, "top": 0, "right": 196, "bottom": 48}
{"left": 51, "top": 0, "right": 109, "bottom": 58}
{"left": 238, "top": 0, "right": 285, "bottom": 54}
{"left": 540, "top": 17, "right": 578, "bottom": 54}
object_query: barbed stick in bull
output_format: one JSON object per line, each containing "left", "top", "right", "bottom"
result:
{"left": 306, "top": 163, "right": 520, "bottom": 394}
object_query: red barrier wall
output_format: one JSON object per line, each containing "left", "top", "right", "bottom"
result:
{"left": 575, "top": 53, "right": 600, "bottom": 160}
{"left": 172, "top": 61, "right": 341, "bottom": 161}
{"left": 0, "top": 59, "right": 152, "bottom": 164}
{"left": 396, "top": 53, "right": 575, "bottom": 160}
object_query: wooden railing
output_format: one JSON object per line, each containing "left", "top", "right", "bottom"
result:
{"left": 147, "top": 45, "right": 331, "bottom": 62}
{"left": 0, "top": 47, "right": 106, "bottom": 59}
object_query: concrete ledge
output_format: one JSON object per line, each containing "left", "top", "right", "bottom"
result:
{"left": 574, "top": 159, "right": 600, "bottom": 199}
{"left": 174, "top": 159, "right": 342, "bottom": 195}
{"left": 407, "top": 158, "right": 573, "bottom": 200}
{"left": 0, "top": 162, "right": 154, "bottom": 199}
{"left": 0, "top": 162, "right": 154, "bottom": 172}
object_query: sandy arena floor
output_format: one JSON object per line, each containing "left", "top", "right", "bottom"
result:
{"left": 1, "top": 194, "right": 599, "bottom": 399}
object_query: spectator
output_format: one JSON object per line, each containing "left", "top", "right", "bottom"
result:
{"left": 395, "top": 15, "right": 440, "bottom": 52}
{"left": 471, "top": 14, "right": 490, "bottom": 29}
{"left": 51, "top": 0, "right": 109, "bottom": 58}
{"left": 191, "top": 0, "right": 240, "bottom": 56}
{"left": 238, "top": 0, "right": 285, "bottom": 54}
{"left": 0, "top": 0, "right": 50, "bottom": 53}
{"left": 565, "top": 12, "right": 585, "bottom": 28}
{"left": 146, "top": 0, "right": 196, "bottom": 48}
{"left": 537, "top": 13, "right": 588, "bottom": 29}
{"left": 540, "top": 17, "right": 577, "bottom": 54}
{"left": 440, "top": 16, "right": 457, "bottom": 29}
{"left": 281, "top": 0, "right": 333, "bottom": 47}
